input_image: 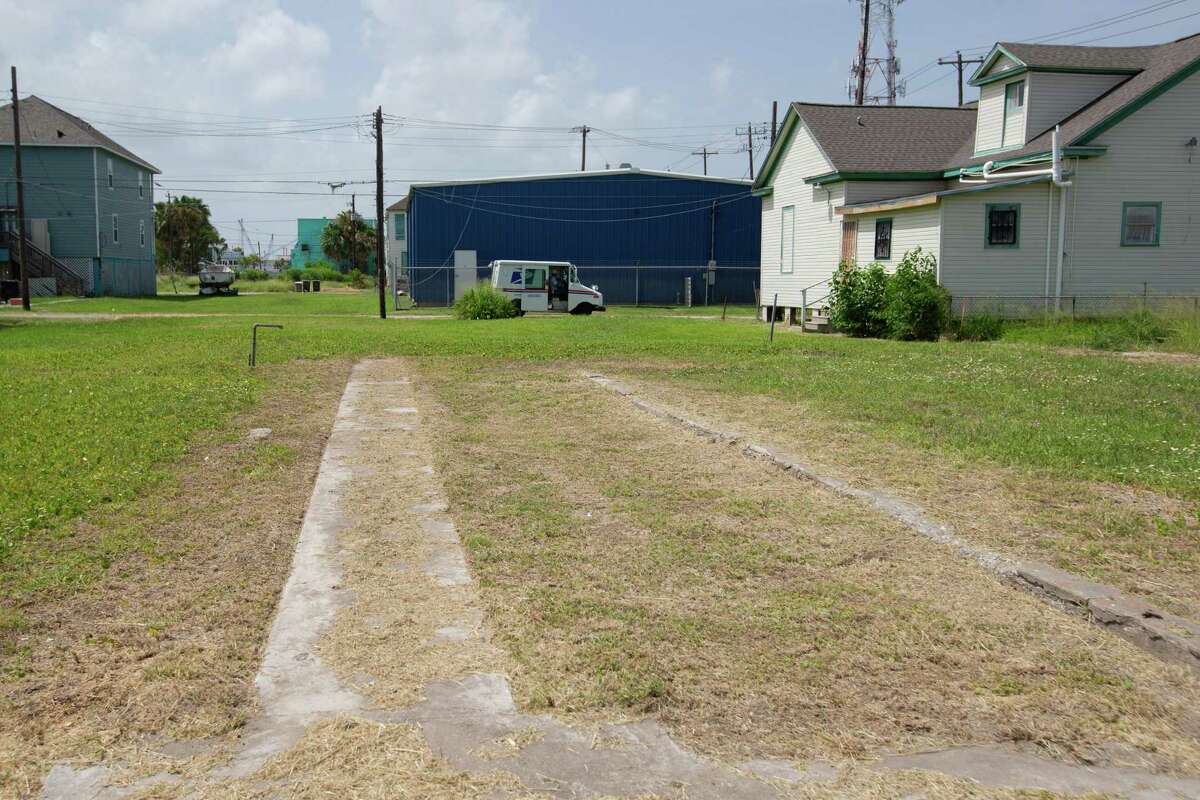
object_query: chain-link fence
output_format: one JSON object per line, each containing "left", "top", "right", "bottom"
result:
{"left": 952, "top": 293, "right": 1200, "bottom": 319}
{"left": 407, "top": 263, "right": 761, "bottom": 307}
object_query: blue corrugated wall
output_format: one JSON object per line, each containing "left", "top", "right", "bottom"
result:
{"left": 408, "top": 172, "right": 760, "bottom": 306}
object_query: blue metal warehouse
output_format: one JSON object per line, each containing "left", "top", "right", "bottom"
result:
{"left": 403, "top": 167, "right": 760, "bottom": 306}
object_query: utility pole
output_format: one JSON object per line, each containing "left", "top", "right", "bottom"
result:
{"left": 9, "top": 67, "right": 29, "bottom": 310}
{"left": 854, "top": 0, "right": 870, "bottom": 105}
{"left": 735, "top": 123, "right": 769, "bottom": 181}
{"left": 938, "top": 50, "right": 985, "bottom": 106}
{"left": 691, "top": 146, "right": 719, "bottom": 175}
{"left": 374, "top": 106, "right": 386, "bottom": 320}
{"left": 350, "top": 193, "right": 358, "bottom": 274}
{"left": 770, "top": 101, "right": 778, "bottom": 146}
{"left": 571, "top": 125, "right": 590, "bottom": 171}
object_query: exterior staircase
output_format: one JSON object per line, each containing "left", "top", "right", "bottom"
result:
{"left": 0, "top": 231, "right": 87, "bottom": 297}
{"left": 803, "top": 309, "right": 832, "bottom": 333}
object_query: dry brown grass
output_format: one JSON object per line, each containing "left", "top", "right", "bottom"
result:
{"left": 0, "top": 359, "right": 351, "bottom": 799}
{"left": 604, "top": 370, "right": 1200, "bottom": 622}
{"left": 318, "top": 359, "right": 506, "bottom": 708}
{"left": 415, "top": 359, "right": 1200, "bottom": 775}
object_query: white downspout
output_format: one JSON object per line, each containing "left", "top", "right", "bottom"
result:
{"left": 1044, "top": 181, "right": 1054, "bottom": 312}
{"left": 1051, "top": 126, "right": 1071, "bottom": 312}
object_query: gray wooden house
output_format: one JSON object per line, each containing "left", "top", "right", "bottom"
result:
{"left": 1, "top": 96, "right": 160, "bottom": 296}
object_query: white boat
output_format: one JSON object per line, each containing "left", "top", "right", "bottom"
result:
{"left": 197, "top": 262, "right": 237, "bottom": 296}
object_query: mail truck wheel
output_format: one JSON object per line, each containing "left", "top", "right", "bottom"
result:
{"left": 571, "top": 303, "right": 594, "bottom": 315}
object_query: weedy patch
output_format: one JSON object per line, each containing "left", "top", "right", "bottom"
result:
{"left": 0, "top": 359, "right": 351, "bottom": 796}
{"left": 418, "top": 360, "right": 1200, "bottom": 774}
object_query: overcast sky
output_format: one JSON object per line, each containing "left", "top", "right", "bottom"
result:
{"left": 1, "top": 0, "right": 1195, "bottom": 255}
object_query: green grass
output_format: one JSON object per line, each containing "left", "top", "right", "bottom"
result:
{"left": 14, "top": 289, "right": 425, "bottom": 317}
{"left": 2, "top": 305, "right": 1198, "bottom": 610}
{"left": 1003, "top": 309, "right": 1200, "bottom": 354}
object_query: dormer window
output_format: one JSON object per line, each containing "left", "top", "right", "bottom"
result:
{"left": 1002, "top": 80, "right": 1025, "bottom": 148}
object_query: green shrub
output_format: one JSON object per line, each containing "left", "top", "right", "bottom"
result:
{"left": 285, "top": 268, "right": 304, "bottom": 282}
{"left": 1087, "top": 309, "right": 1173, "bottom": 351}
{"left": 347, "top": 269, "right": 370, "bottom": 289}
{"left": 883, "top": 248, "right": 950, "bottom": 341}
{"left": 954, "top": 313, "right": 1004, "bottom": 341}
{"left": 455, "top": 284, "right": 519, "bottom": 320}
{"left": 236, "top": 268, "right": 270, "bottom": 281}
{"left": 301, "top": 266, "right": 344, "bottom": 283}
{"left": 828, "top": 260, "right": 889, "bottom": 337}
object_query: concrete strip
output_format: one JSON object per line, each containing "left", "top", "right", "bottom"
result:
{"left": 879, "top": 745, "right": 1200, "bottom": 799}
{"left": 588, "top": 373, "right": 1200, "bottom": 672}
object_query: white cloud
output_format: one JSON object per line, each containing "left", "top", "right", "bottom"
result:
{"left": 710, "top": 60, "right": 733, "bottom": 95}
{"left": 207, "top": 7, "right": 331, "bottom": 103}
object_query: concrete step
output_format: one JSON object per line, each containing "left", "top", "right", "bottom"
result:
{"left": 803, "top": 320, "right": 831, "bottom": 333}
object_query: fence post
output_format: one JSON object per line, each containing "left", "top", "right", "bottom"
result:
{"left": 634, "top": 261, "right": 640, "bottom": 306}
{"left": 1143, "top": 281, "right": 1148, "bottom": 311}
{"left": 1071, "top": 296, "right": 1076, "bottom": 320}
{"left": 769, "top": 293, "right": 778, "bottom": 342}
{"left": 801, "top": 289, "right": 808, "bottom": 329}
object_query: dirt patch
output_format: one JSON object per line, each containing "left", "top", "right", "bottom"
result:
{"left": 606, "top": 372, "right": 1200, "bottom": 624}
{"left": 0, "top": 359, "right": 352, "bottom": 798}
{"left": 416, "top": 360, "right": 1200, "bottom": 775}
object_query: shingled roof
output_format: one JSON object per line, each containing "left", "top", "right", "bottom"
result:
{"left": 793, "top": 103, "right": 976, "bottom": 174}
{"left": 0, "top": 95, "right": 159, "bottom": 173}
{"left": 955, "top": 31, "right": 1200, "bottom": 169}
{"left": 756, "top": 31, "right": 1200, "bottom": 189}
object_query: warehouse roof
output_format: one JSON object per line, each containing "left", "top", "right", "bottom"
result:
{"left": 0, "top": 95, "right": 160, "bottom": 173}
{"left": 408, "top": 166, "right": 751, "bottom": 191}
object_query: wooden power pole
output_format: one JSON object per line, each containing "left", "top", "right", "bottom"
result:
{"left": 938, "top": 50, "right": 985, "bottom": 106}
{"left": 572, "top": 125, "right": 590, "bottom": 171}
{"left": 691, "top": 146, "right": 719, "bottom": 176}
{"left": 770, "top": 101, "right": 778, "bottom": 146}
{"left": 854, "top": 0, "right": 871, "bottom": 105}
{"left": 374, "top": 107, "right": 386, "bottom": 320}
{"left": 9, "top": 66, "right": 29, "bottom": 311}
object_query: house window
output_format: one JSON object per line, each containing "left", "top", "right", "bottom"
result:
{"left": 874, "top": 218, "right": 893, "bottom": 260}
{"left": 107, "top": 158, "right": 114, "bottom": 190}
{"left": 394, "top": 212, "right": 406, "bottom": 241}
{"left": 986, "top": 203, "right": 1020, "bottom": 247}
{"left": 112, "top": 214, "right": 119, "bottom": 244}
{"left": 1121, "top": 202, "right": 1161, "bottom": 246}
{"left": 139, "top": 219, "right": 145, "bottom": 247}
{"left": 138, "top": 172, "right": 144, "bottom": 199}
{"left": 780, "top": 205, "right": 795, "bottom": 273}
{"left": 1004, "top": 80, "right": 1025, "bottom": 111}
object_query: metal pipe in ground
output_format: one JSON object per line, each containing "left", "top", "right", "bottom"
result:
{"left": 249, "top": 323, "right": 284, "bottom": 367}
{"left": 769, "top": 293, "right": 778, "bottom": 341}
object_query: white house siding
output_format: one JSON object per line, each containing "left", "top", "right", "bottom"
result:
{"left": 940, "top": 182, "right": 1056, "bottom": 298}
{"left": 1062, "top": 70, "right": 1200, "bottom": 295}
{"left": 852, "top": 205, "right": 941, "bottom": 270}
{"left": 843, "top": 180, "right": 945, "bottom": 204}
{"left": 984, "top": 55, "right": 1019, "bottom": 77}
{"left": 759, "top": 121, "right": 843, "bottom": 308}
{"left": 974, "top": 81, "right": 1007, "bottom": 153}
{"left": 1025, "top": 72, "right": 1128, "bottom": 140}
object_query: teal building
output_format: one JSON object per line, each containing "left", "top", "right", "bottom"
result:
{"left": 0, "top": 96, "right": 159, "bottom": 296}
{"left": 290, "top": 216, "right": 377, "bottom": 273}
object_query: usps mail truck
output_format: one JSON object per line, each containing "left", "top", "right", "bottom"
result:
{"left": 490, "top": 260, "right": 605, "bottom": 315}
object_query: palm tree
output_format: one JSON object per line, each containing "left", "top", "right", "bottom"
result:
{"left": 319, "top": 210, "right": 374, "bottom": 273}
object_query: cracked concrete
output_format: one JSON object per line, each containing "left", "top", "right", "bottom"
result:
{"left": 588, "top": 373, "right": 1200, "bottom": 674}
{"left": 37, "top": 362, "right": 1200, "bottom": 799}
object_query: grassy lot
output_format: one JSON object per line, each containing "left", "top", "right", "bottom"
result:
{"left": 1001, "top": 308, "right": 1200, "bottom": 355}
{"left": 417, "top": 362, "right": 1200, "bottom": 770}
{"left": 3, "top": 293, "right": 1200, "bottom": 789}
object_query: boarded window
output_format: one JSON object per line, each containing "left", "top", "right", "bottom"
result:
{"left": 1121, "top": 202, "right": 1161, "bottom": 246}
{"left": 138, "top": 172, "right": 144, "bottom": 199}
{"left": 874, "top": 218, "right": 893, "bottom": 260}
{"left": 112, "top": 214, "right": 119, "bottom": 244}
{"left": 986, "top": 204, "right": 1019, "bottom": 247}
{"left": 108, "top": 158, "right": 114, "bottom": 189}
{"left": 780, "top": 206, "right": 794, "bottom": 273}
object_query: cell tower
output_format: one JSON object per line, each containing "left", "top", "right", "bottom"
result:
{"left": 847, "top": 0, "right": 905, "bottom": 106}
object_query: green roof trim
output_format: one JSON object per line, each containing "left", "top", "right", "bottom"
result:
{"left": 971, "top": 64, "right": 1140, "bottom": 87}
{"left": 752, "top": 107, "right": 800, "bottom": 191}
{"left": 969, "top": 44, "right": 1027, "bottom": 86}
{"left": 945, "top": 146, "right": 1108, "bottom": 177}
{"left": 1072, "top": 53, "right": 1200, "bottom": 145}
{"left": 804, "top": 170, "right": 945, "bottom": 186}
